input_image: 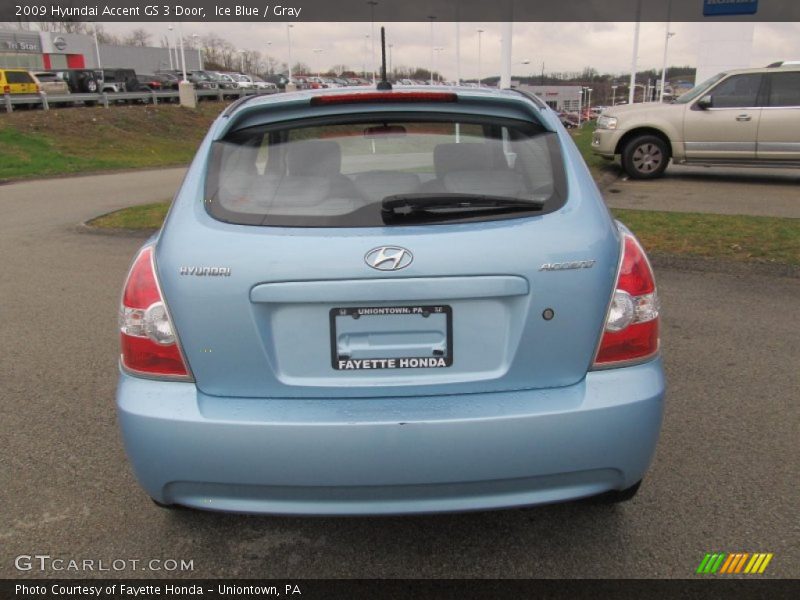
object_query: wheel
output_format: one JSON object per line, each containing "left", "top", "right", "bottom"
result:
{"left": 84, "top": 78, "right": 98, "bottom": 93}
{"left": 585, "top": 480, "right": 642, "bottom": 504}
{"left": 621, "top": 135, "right": 669, "bottom": 179}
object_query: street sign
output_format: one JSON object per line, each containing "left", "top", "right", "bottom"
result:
{"left": 703, "top": 0, "right": 759, "bottom": 16}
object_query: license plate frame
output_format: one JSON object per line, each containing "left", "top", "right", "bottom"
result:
{"left": 330, "top": 305, "right": 453, "bottom": 370}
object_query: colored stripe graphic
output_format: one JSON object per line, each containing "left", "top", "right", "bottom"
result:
{"left": 701, "top": 552, "right": 774, "bottom": 575}
{"left": 719, "top": 554, "right": 736, "bottom": 574}
{"left": 744, "top": 554, "right": 760, "bottom": 573}
{"left": 735, "top": 553, "right": 750, "bottom": 573}
{"left": 723, "top": 553, "right": 740, "bottom": 574}
{"left": 697, "top": 554, "right": 712, "bottom": 574}
{"left": 758, "top": 554, "right": 773, "bottom": 574}
{"left": 711, "top": 553, "right": 726, "bottom": 573}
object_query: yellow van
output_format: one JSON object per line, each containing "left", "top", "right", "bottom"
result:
{"left": 0, "top": 69, "right": 39, "bottom": 95}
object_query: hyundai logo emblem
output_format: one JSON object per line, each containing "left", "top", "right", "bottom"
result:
{"left": 364, "top": 246, "right": 413, "bottom": 271}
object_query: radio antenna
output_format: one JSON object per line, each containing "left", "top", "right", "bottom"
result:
{"left": 377, "top": 27, "right": 392, "bottom": 90}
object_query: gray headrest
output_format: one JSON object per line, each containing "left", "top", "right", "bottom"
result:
{"left": 287, "top": 140, "right": 342, "bottom": 176}
{"left": 434, "top": 143, "right": 503, "bottom": 178}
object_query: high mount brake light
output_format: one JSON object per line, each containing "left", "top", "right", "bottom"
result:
{"left": 310, "top": 92, "right": 458, "bottom": 106}
{"left": 119, "top": 246, "right": 192, "bottom": 379}
{"left": 593, "top": 233, "right": 660, "bottom": 368}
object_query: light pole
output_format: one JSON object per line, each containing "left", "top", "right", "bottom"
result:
{"left": 476, "top": 28, "right": 484, "bottom": 87}
{"left": 176, "top": 22, "right": 195, "bottom": 107}
{"left": 167, "top": 25, "right": 174, "bottom": 70}
{"left": 367, "top": 1, "right": 378, "bottom": 84}
{"left": 178, "top": 22, "right": 187, "bottom": 82}
{"left": 585, "top": 87, "right": 593, "bottom": 117}
{"left": 388, "top": 43, "right": 393, "bottom": 79}
{"left": 362, "top": 34, "right": 369, "bottom": 78}
{"left": 239, "top": 50, "right": 246, "bottom": 74}
{"left": 659, "top": 30, "right": 676, "bottom": 102}
{"left": 434, "top": 47, "right": 445, "bottom": 83}
{"left": 287, "top": 24, "right": 294, "bottom": 84}
{"left": 455, "top": 22, "right": 461, "bottom": 85}
{"left": 192, "top": 34, "right": 202, "bottom": 70}
{"left": 93, "top": 26, "right": 102, "bottom": 70}
{"left": 629, "top": 0, "right": 642, "bottom": 104}
{"left": 313, "top": 48, "right": 323, "bottom": 77}
{"left": 428, "top": 16, "right": 436, "bottom": 86}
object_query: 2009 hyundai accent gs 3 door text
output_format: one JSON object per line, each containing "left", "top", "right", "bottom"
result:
{"left": 116, "top": 87, "right": 665, "bottom": 515}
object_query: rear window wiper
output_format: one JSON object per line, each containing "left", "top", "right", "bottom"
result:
{"left": 381, "top": 194, "right": 545, "bottom": 219}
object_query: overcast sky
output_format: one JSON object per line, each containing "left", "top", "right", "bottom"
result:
{"left": 100, "top": 21, "right": 800, "bottom": 78}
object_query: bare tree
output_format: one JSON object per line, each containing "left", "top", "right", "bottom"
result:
{"left": 292, "top": 62, "right": 311, "bottom": 76}
{"left": 37, "top": 21, "right": 88, "bottom": 34}
{"left": 265, "top": 55, "right": 279, "bottom": 75}
{"left": 94, "top": 24, "right": 120, "bottom": 45}
{"left": 122, "top": 28, "right": 151, "bottom": 47}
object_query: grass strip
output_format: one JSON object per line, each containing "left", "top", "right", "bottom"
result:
{"left": 86, "top": 201, "right": 800, "bottom": 267}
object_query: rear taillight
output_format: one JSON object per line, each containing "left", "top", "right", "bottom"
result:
{"left": 119, "top": 246, "right": 192, "bottom": 379}
{"left": 3, "top": 85, "right": 10, "bottom": 94}
{"left": 593, "top": 232, "right": 660, "bottom": 368}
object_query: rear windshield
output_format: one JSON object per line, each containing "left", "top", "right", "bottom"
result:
{"left": 6, "top": 71, "right": 34, "bottom": 84}
{"left": 205, "top": 115, "right": 566, "bottom": 227}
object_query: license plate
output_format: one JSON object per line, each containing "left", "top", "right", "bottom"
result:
{"left": 330, "top": 305, "right": 453, "bottom": 370}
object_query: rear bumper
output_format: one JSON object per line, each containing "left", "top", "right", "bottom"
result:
{"left": 116, "top": 358, "right": 665, "bottom": 515}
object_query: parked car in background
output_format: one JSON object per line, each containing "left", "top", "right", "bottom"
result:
{"left": 1, "top": 69, "right": 35, "bottom": 96}
{"left": 1, "top": 68, "right": 39, "bottom": 95}
{"left": 106, "top": 69, "right": 144, "bottom": 92}
{"left": 135, "top": 75, "right": 164, "bottom": 91}
{"left": 187, "top": 71, "right": 219, "bottom": 90}
{"left": 148, "top": 73, "right": 179, "bottom": 91}
{"left": 208, "top": 72, "right": 238, "bottom": 90}
{"left": 31, "top": 71, "right": 68, "bottom": 96}
{"left": 263, "top": 74, "right": 290, "bottom": 90}
{"left": 558, "top": 112, "right": 579, "bottom": 129}
{"left": 231, "top": 74, "right": 255, "bottom": 89}
{"left": 52, "top": 69, "right": 102, "bottom": 96}
{"left": 250, "top": 76, "right": 278, "bottom": 92}
{"left": 592, "top": 63, "right": 800, "bottom": 178}
{"left": 305, "top": 76, "right": 328, "bottom": 89}
{"left": 116, "top": 86, "right": 665, "bottom": 515}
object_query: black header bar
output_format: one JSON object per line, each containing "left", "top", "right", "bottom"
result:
{"left": 3, "top": 0, "right": 799, "bottom": 22}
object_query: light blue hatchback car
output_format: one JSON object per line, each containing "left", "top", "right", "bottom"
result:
{"left": 116, "top": 85, "right": 665, "bottom": 514}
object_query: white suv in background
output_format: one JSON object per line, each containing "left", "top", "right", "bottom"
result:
{"left": 592, "top": 64, "right": 800, "bottom": 179}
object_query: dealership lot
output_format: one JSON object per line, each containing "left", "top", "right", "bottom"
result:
{"left": 605, "top": 164, "right": 800, "bottom": 218}
{"left": 1, "top": 169, "right": 797, "bottom": 578}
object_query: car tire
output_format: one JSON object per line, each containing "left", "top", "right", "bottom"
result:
{"left": 621, "top": 135, "right": 669, "bottom": 179}
{"left": 585, "top": 480, "right": 642, "bottom": 504}
{"left": 85, "top": 79, "right": 98, "bottom": 94}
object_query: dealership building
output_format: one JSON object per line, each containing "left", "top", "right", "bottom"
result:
{"left": 0, "top": 28, "right": 201, "bottom": 73}
{"left": 516, "top": 85, "right": 583, "bottom": 112}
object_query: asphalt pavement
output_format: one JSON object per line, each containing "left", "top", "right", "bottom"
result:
{"left": 1, "top": 168, "right": 798, "bottom": 579}
{"left": 603, "top": 163, "right": 800, "bottom": 218}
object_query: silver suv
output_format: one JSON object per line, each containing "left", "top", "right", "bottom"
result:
{"left": 592, "top": 64, "right": 800, "bottom": 178}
